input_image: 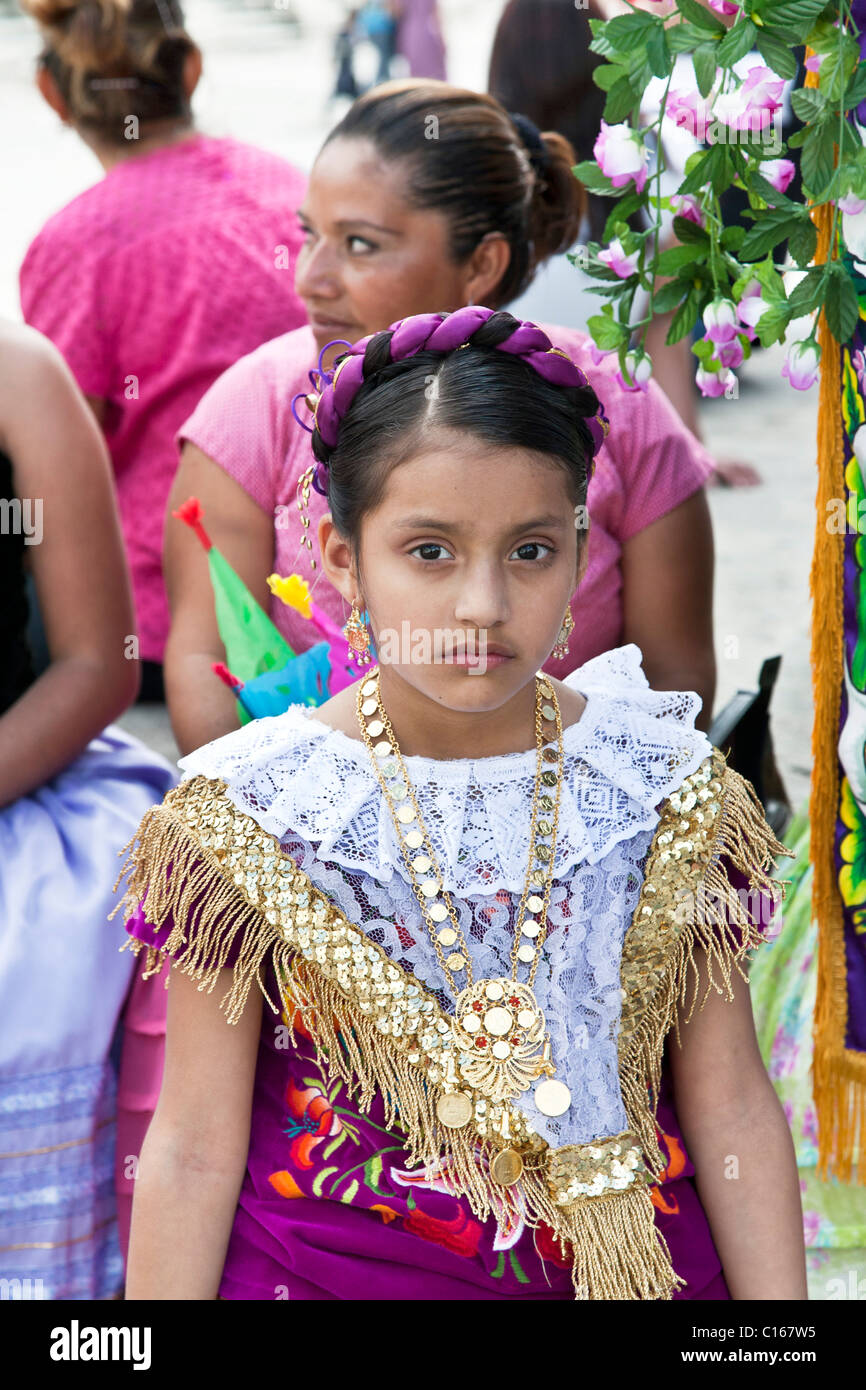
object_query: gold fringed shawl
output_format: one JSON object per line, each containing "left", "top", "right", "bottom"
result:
{"left": 114, "top": 747, "right": 791, "bottom": 1300}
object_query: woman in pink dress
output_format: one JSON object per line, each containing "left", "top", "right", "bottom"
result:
{"left": 19, "top": 0, "right": 309, "bottom": 698}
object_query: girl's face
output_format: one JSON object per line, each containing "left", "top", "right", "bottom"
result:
{"left": 295, "top": 137, "right": 479, "bottom": 352}
{"left": 327, "top": 436, "right": 587, "bottom": 717}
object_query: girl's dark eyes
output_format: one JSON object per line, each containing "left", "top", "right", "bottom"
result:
{"left": 510, "top": 542, "right": 553, "bottom": 561}
{"left": 410, "top": 543, "right": 451, "bottom": 561}
{"left": 346, "top": 235, "right": 377, "bottom": 254}
{"left": 409, "top": 542, "right": 554, "bottom": 562}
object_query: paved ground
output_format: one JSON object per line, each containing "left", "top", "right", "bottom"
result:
{"left": 2, "top": 0, "right": 816, "bottom": 800}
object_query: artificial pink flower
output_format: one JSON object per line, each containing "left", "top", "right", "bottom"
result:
{"left": 781, "top": 339, "right": 821, "bottom": 391}
{"left": 708, "top": 0, "right": 739, "bottom": 12}
{"left": 804, "top": 54, "right": 824, "bottom": 73}
{"left": 761, "top": 158, "right": 796, "bottom": 195}
{"left": 703, "top": 298, "right": 739, "bottom": 345}
{"left": 598, "top": 237, "right": 640, "bottom": 278}
{"left": 615, "top": 349, "right": 652, "bottom": 393}
{"left": 714, "top": 65, "right": 784, "bottom": 134}
{"left": 696, "top": 362, "right": 736, "bottom": 398}
{"left": 666, "top": 86, "right": 713, "bottom": 138}
{"left": 718, "top": 337, "right": 745, "bottom": 370}
{"left": 593, "top": 121, "right": 648, "bottom": 193}
{"left": 839, "top": 191, "right": 866, "bottom": 216}
{"left": 669, "top": 194, "right": 704, "bottom": 226}
{"left": 588, "top": 342, "right": 616, "bottom": 366}
{"left": 736, "top": 289, "right": 773, "bottom": 331}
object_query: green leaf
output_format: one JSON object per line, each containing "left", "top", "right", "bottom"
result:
{"left": 667, "top": 21, "right": 708, "bottom": 53}
{"left": 747, "top": 170, "right": 796, "bottom": 209}
{"left": 840, "top": 123, "right": 863, "bottom": 158}
{"left": 592, "top": 62, "right": 627, "bottom": 93}
{"left": 786, "top": 266, "right": 824, "bottom": 317}
{"left": 645, "top": 23, "right": 670, "bottom": 78}
{"left": 717, "top": 19, "right": 758, "bottom": 67}
{"left": 692, "top": 335, "right": 720, "bottom": 362}
{"left": 655, "top": 243, "right": 708, "bottom": 274}
{"left": 790, "top": 88, "right": 827, "bottom": 124}
{"left": 721, "top": 224, "right": 746, "bottom": 251}
{"left": 709, "top": 148, "right": 735, "bottom": 195}
{"left": 321, "top": 1132, "right": 345, "bottom": 1161}
{"left": 755, "top": 31, "right": 799, "bottom": 80}
{"left": 602, "top": 191, "right": 644, "bottom": 241}
{"left": 787, "top": 218, "right": 818, "bottom": 269}
{"left": 753, "top": 0, "right": 830, "bottom": 34}
{"left": 666, "top": 290, "right": 702, "bottom": 346}
{"left": 818, "top": 35, "right": 860, "bottom": 103}
{"left": 755, "top": 302, "right": 790, "bottom": 347}
{"left": 843, "top": 64, "right": 866, "bottom": 112}
{"left": 678, "top": 148, "right": 718, "bottom": 196}
{"left": 653, "top": 279, "right": 689, "bottom": 313}
{"left": 311, "top": 1165, "right": 339, "bottom": 1197}
{"left": 675, "top": 0, "right": 725, "bottom": 32}
{"left": 785, "top": 125, "right": 810, "bottom": 149}
{"left": 801, "top": 121, "right": 838, "bottom": 199}
{"left": 602, "top": 10, "right": 658, "bottom": 51}
{"left": 573, "top": 159, "right": 615, "bottom": 195}
{"left": 739, "top": 208, "right": 795, "bottom": 261}
{"left": 825, "top": 263, "right": 860, "bottom": 342}
{"left": 670, "top": 215, "right": 708, "bottom": 245}
{"left": 588, "top": 314, "right": 628, "bottom": 350}
{"left": 693, "top": 43, "right": 718, "bottom": 99}
{"left": 604, "top": 74, "right": 642, "bottom": 124}
{"left": 340, "top": 1178, "right": 359, "bottom": 1204}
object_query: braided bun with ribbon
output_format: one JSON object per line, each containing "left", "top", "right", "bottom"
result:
{"left": 291, "top": 307, "right": 610, "bottom": 498}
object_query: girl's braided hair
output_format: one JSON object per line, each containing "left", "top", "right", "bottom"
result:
{"left": 292, "top": 308, "right": 609, "bottom": 549}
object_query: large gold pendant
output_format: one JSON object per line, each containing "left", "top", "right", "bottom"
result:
{"left": 451, "top": 978, "right": 555, "bottom": 1105}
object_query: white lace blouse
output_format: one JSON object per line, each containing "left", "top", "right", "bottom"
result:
{"left": 180, "top": 644, "right": 714, "bottom": 1151}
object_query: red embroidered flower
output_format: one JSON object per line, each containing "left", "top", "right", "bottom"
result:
{"left": 283, "top": 1078, "right": 341, "bottom": 1168}
{"left": 402, "top": 1206, "right": 482, "bottom": 1257}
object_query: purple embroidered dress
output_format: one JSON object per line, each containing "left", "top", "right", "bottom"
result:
{"left": 124, "top": 646, "right": 775, "bottom": 1299}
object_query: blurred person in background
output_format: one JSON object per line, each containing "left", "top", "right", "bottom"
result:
{"left": 19, "top": 0, "right": 309, "bottom": 703}
{"left": 489, "top": 0, "right": 759, "bottom": 486}
{"left": 0, "top": 320, "right": 174, "bottom": 1299}
{"left": 394, "top": 0, "right": 446, "bottom": 80}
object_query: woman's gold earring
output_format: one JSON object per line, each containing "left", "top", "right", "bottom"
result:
{"left": 344, "top": 599, "right": 373, "bottom": 665}
{"left": 552, "top": 607, "right": 574, "bottom": 661}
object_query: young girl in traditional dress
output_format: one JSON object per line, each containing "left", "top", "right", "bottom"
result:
{"left": 120, "top": 308, "right": 806, "bottom": 1300}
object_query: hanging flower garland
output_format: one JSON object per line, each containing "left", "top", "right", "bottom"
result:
{"left": 577, "top": 0, "right": 866, "bottom": 396}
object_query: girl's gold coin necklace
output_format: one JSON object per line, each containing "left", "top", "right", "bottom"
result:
{"left": 356, "top": 670, "right": 573, "bottom": 1135}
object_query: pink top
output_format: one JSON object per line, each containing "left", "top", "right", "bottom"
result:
{"left": 20, "top": 133, "right": 309, "bottom": 663}
{"left": 179, "top": 323, "right": 715, "bottom": 672}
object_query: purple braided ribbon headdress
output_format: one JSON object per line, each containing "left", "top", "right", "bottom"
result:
{"left": 291, "top": 307, "right": 611, "bottom": 496}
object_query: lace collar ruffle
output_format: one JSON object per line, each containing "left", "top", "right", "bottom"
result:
{"left": 178, "top": 644, "right": 714, "bottom": 895}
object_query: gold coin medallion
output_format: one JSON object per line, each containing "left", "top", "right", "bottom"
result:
{"left": 361, "top": 679, "right": 378, "bottom": 697}
{"left": 517, "top": 943, "right": 535, "bottom": 963}
{"left": 436, "top": 1092, "right": 473, "bottom": 1129}
{"left": 429, "top": 901, "right": 448, "bottom": 921}
{"left": 397, "top": 806, "right": 416, "bottom": 823}
{"left": 361, "top": 698, "right": 378, "bottom": 716}
{"left": 366, "top": 719, "right": 385, "bottom": 738}
{"left": 446, "top": 952, "right": 466, "bottom": 971}
{"left": 437, "top": 927, "right": 458, "bottom": 947}
{"left": 527, "top": 895, "right": 544, "bottom": 914}
{"left": 490, "top": 1148, "right": 524, "bottom": 1185}
{"left": 404, "top": 829, "right": 424, "bottom": 848}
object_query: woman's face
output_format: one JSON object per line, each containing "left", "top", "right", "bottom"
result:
{"left": 295, "top": 137, "right": 476, "bottom": 353}
{"left": 345, "top": 436, "right": 586, "bottom": 718}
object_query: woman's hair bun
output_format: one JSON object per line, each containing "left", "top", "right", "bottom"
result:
{"left": 527, "top": 127, "right": 586, "bottom": 270}
{"left": 22, "top": 0, "right": 133, "bottom": 69}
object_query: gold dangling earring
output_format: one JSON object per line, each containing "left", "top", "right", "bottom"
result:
{"left": 344, "top": 598, "right": 373, "bottom": 665}
{"left": 552, "top": 606, "right": 574, "bottom": 661}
